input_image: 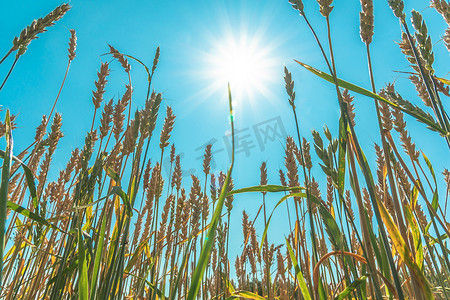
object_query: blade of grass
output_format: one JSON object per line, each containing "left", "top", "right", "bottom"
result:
{"left": 334, "top": 274, "right": 368, "bottom": 300}
{"left": 170, "top": 236, "right": 193, "bottom": 300}
{"left": 294, "top": 60, "right": 447, "bottom": 135}
{"left": 376, "top": 189, "right": 434, "bottom": 299}
{"left": 186, "top": 83, "right": 235, "bottom": 300}
{"left": 7, "top": 201, "right": 64, "bottom": 233}
{"left": 259, "top": 192, "right": 306, "bottom": 253}
{"left": 124, "top": 272, "right": 166, "bottom": 299}
{"left": 0, "top": 150, "right": 38, "bottom": 209}
{"left": 124, "top": 236, "right": 150, "bottom": 274}
{"left": 0, "top": 110, "right": 12, "bottom": 286}
{"left": 286, "top": 238, "right": 311, "bottom": 300}
{"left": 110, "top": 186, "right": 133, "bottom": 217}
{"left": 404, "top": 203, "right": 424, "bottom": 270}
{"left": 229, "top": 291, "right": 267, "bottom": 300}
{"left": 77, "top": 225, "right": 89, "bottom": 300}
{"left": 221, "top": 271, "right": 236, "bottom": 294}
{"left": 47, "top": 258, "right": 79, "bottom": 286}
{"left": 227, "top": 185, "right": 304, "bottom": 195}
{"left": 89, "top": 202, "right": 108, "bottom": 299}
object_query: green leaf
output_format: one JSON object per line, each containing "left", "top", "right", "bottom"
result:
{"left": 227, "top": 185, "right": 304, "bottom": 196}
{"left": 421, "top": 151, "right": 436, "bottom": 185}
{"left": 78, "top": 227, "right": 89, "bottom": 300}
{"left": 310, "top": 195, "right": 346, "bottom": 251}
{"left": 221, "top": 272, "right": 236, "bottom": 294}
{"left": 124, "top": 237, "right": 149, "bottom": 273}
{"left": 404, "top": 204, "right": 423, "bottom": 270}
{"left": 110, "top": 186, "right": 133, "bottom": 216}
{"left": 187, "top": 83, "right": 235, "bottom": 300}
{"left": 334, "top": 275, "right": 368, "bottom": 300}
{"left": 230, "top": 291, "right": 267, "bottom": 299}
{"left": 348, "top": 126, "right": 409, "bottom": 299}
{"left": 427, "top": 233, "right": 450, "bottom": 247}
{"left": 431, "top": 190, "right": 439, "bottom": 212}
{"left": 47, "top": 258, "right": 78, "bottom": 286}
{"left": 377, "top": 189, "right": 434, "bottom": 299}
{"left": 122, "top": 53, "right": 151, "bottom": 77}
{"left": 337, "top": 109, "right": 347, "bottom": 193}
{"left": 90, "top": 202, "right": 108, "bottom": 299}
{"left": 286, "top": 239, "right": 311, "bottom": 300}
{"left": 7, "top": 200, "right": 63, "bottom": 232}
{"left": 295, "top": 60, "right": 447, "bottom": 135}
{"left": 124, "top": 271, "right": 166, "bottom": 299}
{"left": 104, "top": 166, "right": 121, "bottom": 184}
{"left": 188, "top": 186, "right": 229, "bottom": 300}
{"left": 0, "top": 110, "right": 12, "bottom": 286}
{"left": 170, "top": 237, "right": 193, "bottom": 300}
{"left": 259, "top": 192, "right": 306, "bottom": 253}
{"left": 0, "top": 150, "right": 38, "bottom": 209}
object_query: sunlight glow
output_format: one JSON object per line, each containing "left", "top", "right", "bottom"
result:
{"left": 205, "top": 33, "right": 278, "bottom": 104}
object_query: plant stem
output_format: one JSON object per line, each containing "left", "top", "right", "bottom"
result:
{"left": 0, "top": 56, "right": 19, "bottom": 92}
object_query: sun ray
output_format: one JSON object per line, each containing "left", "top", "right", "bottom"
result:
{"left": 204, "top": 31, "right": 279, "bottom": 105}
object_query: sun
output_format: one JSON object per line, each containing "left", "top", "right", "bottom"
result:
{"left": 203, "top": 32, "right": 279, "bottom": 105}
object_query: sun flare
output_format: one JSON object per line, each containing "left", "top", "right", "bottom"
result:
{"left": 204, "top": 33, "right": 278, "bottom": 104}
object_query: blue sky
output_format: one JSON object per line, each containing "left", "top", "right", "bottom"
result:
{"left": 1, "top": 1, "right": 449, "bottom": 257}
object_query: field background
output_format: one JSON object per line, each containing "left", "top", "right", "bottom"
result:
{"left": 1, "top": 0, "right": 450, "bottom": 299}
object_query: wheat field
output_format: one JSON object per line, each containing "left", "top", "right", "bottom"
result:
{"left": 1, "top": 1, "right": 450, "bottom": 299}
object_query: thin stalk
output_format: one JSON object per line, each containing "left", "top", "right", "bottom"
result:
{"left": 149, "top": 150, "right": 165, "bottom": 300}
{"left": 261, "top": 193, "right": 270, "bottom": 297}
{"left": 126, "top": 71, "right": 133, "bottom": 129}
{"left": 0, "top": 49, "right": 14, "bottom": 65}
{"left": 0, "top": 111, "right": 13, "bottom": 286}
{"left": 430, "top": 76, "right": 450, "bottom": 132}
{"left": 46, "top": 61, "right": 72, "bottom": 127}
{"left": 225, "top": 213, "right": 231, "bottom": 298}
{"left": 326, "top": 17, "right": 337, "bottom": 81}
{"left": 0, "top": 57, "right": 19, "bottom": 92}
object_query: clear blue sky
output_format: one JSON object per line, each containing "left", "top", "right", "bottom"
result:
{"left": 1, "top": 1, "right": 449, "bottom": 257}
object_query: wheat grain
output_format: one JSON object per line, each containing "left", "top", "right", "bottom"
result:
{"left": 316, "top": 0, "right": 334, "bottom": 17}
{"left": 92, "top": 62, "right": 110, "bottom": 109}
{"left": 99, "top": 99, "right": 114, "bottom": 139}
{"left": 302, "top": 138, "right": 312, "bottom": 171}
{"left": 342, "top": 89, "right": 356, "bottom": 127}
{"left": 392, "top": 108, "right": 420, "bottom": 161}
{"left": 10, "top": 4, "right": 71, "bottom": 57}
{"left": 172, "top": 155, "right": 182, "bottom": 192}
{"left": 109, "top": 45, "right": 131, "bottom": 73}
{"left": 360, "top": 0, "right": 374, "bottom": 44}
{"left": 289, "top": 0, "right": 304, "bottom": 15}
{"left": 279, "top": 169, "right": 287, "bottom": 187}
{"left": 67, "top": 29, "right": 76, "bottom": 61}
{"left": 409, "top": 75, "right": 432, "bottom": 108}
{"left": 411, "top": 10, "right": 435, "bottom": 72}
{"left": 285, "top": 137, "right": 299, "bottom": 189}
